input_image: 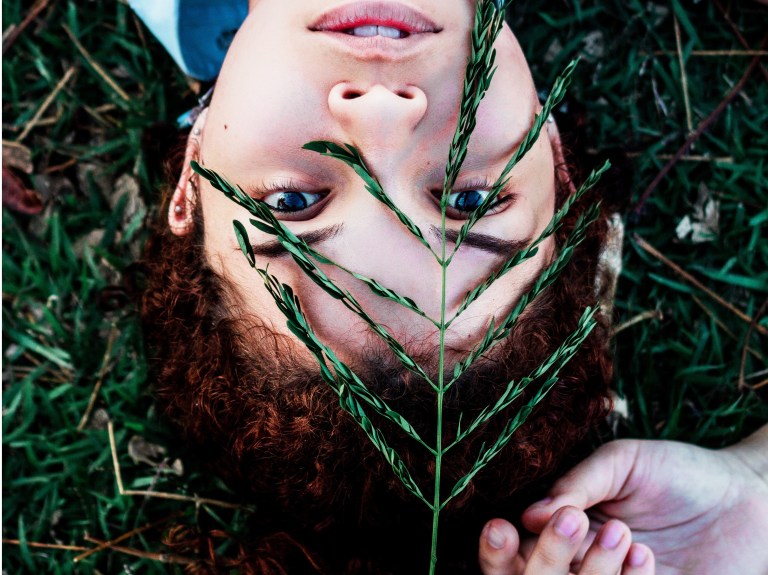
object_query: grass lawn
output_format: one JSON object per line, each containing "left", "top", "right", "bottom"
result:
{"left": 3, "top": 0, "right": 767, "bottom": 573}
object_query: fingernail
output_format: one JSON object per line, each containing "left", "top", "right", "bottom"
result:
{"left": 599, "top": 522, "right": 625, "bottom": 550}
{"left": 554, "top": 510, "right": 580, "bottom": 538}
{"left": 487, "top": 526, "right": 506, "bottom": 550}
{"left": 628, "top": 545, "right": 648, "bottom": 567}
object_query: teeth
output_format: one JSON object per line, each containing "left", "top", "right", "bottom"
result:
{"left": 377, "top": 26, "right": 402, "bottom": 39}
{"left": 351, "top": 25, "right": 378, "bottom": 37}
{"left": 348, "top": 25, "right": 407, "bottom": 38}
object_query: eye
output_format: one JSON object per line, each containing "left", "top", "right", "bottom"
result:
{"left": 447, "top": 189, "right": 490, "bottom": 213}
{"left": 263, "top": 191, "right": 323, "bottom": 212}
{"left": 433, "top": 180, "right": 513, "bottom": 219}
{"left": 260, "top": 189, "right": 329, "bottom": 220}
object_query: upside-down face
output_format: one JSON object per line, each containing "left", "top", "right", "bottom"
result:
{"left": 146, "top": 1, "right": 613, "bottom": 572}
{"left": 172, "top": 0, "right": 562, "bottom": 365}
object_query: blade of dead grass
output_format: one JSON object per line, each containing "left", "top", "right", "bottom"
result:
{"left": 15, "top": 66, "right": 76, "bottom": 142}
{"left": 62, "top": 24, "right": 130, "bottom": 102}
{"left": 108, "top": 421, "right": 243, "bottom": 510}
{"left": 77, "top": 322, "right": 118, "bottom": 431}
{"left": 634, "top": 234, "right": 768, "bottom": 337}
{"left": 1, "top": 0, "right": 52, "bottom": 55}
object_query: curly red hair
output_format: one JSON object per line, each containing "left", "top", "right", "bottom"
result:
{"left": 139, "top": 141, "right": 614, "bottom": 573}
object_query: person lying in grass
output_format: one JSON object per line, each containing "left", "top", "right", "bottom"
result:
{"left": 135, "top": 1, "right": 767, "bottom": 573}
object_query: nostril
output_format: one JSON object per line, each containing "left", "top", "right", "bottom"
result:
{"left": 396, "top": 90, "right": 415, "bottom": 100}
{"left": 342, "top": 90, "right": 363, "bottom": 100}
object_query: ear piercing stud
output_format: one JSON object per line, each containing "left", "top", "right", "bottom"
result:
{"left": 174, "top": 204, "right": 183, "bottom": 215}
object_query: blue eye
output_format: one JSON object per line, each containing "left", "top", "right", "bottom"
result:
{"left": 262, "top": 191, "right": 325, "bottom": 213}
{"left": 448, "top": 189, "right": 489, "bottom": 213}
{"left": 433, "top": 183, "right": 514, "bottom": 219}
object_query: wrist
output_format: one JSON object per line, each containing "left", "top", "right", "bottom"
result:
{"left": 723, "top": 425, "right": 768, "bottom": 489}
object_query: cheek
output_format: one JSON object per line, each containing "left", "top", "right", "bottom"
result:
{"left": 446, "top": 235, "right": 555, "bottom": 337}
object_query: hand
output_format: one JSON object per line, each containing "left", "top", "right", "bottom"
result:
{"left": 478, "top": 506, "right": 654, "bottom": 574}
{"left": 520, "top": 426, "right": 768, "bottom": 575}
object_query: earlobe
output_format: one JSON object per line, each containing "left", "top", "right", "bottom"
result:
{"left": 168, "top": 107, "right": 209, "bottom": 236}
{"left": 547, "top": 115, "right": 577, "bottom": 197}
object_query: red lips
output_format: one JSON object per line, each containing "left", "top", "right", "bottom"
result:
{"left": 310, "top": 1, "right": 442, "bottom": 35}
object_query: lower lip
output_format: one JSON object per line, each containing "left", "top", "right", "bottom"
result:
{"left": 316, "top": 31, "right": 423, "bottom": 56}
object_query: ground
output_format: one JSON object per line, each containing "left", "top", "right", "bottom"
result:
{"left": 2, "top": 0, "right": 767, "bottom": 572}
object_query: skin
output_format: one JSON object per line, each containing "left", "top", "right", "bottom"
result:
{"left": 168, "top": 1, "right": 654, "bottom": 572}
{"left": 488, "top": 424, "right": 768, "bottom": 575}
{"left": 170, "top": 0, "right": 560, "bottom": 365}
{"left": 158, "top": 1, "right": 768, "bottom": 572}
{"left": 479, "top": 508, "right": 654, "bottom": 575}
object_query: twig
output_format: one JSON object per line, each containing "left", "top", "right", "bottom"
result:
{"left": 44, "top": 157, "right": 78, "bottom": 174}
{"left": 108, "top": 421, "right": 242, "bottom": 510}
{"left": 73, "top": 513, "right": 183, "bottom": 562}
{"left": 633, "top": 234, "right": 768, "bottom": 337}
{"left": 650, "top": 49, "right": 768, "bottom": 57}
{"left": 673, "top": 16, "right": 694, "bottom": 135}
{"left": 739, "top": 298, "right": 768, "bottom": 391}
{"left": 21, "top": 110, "right": 63, "bottom": 129}
{"left": 632, "top": 35, "right": 767, "bottom": 214}
{"left": 2, "top": 539, "right": 89, "bottom": 552}
{"left": 77, "top": 323, "right": 118, "bottom": 431}
{"left": 612, "top": 309, "right": 664, "bottom": 335}
{"left": 597, "top": 148, "right": 734, "bottom": 163}
{"left": 62, "top": 24, "right": 130, "bottom": 102}
{"left": 2, "top": 0, "right": 52, "bottom": 55}
{"left": 744, "top": 368, "right": 768, "bottom": 381}
{"left": 3, "top": 24, "right": 17, "bottom": 43}
{"left": 2, "top": 139, "right": 30, "bottom": 151}
{"left": 692, "top": 297, "right": 764, "bottom": 361}
{"left": 753, "top": 378, "right": 768, "bottom": 391}
{"left": 15, "top": 66, "right": 76, "bottom": 142}
{"left": 713, "top": 0, "right": 768, "bottom": 84}
{"left": 83, "top": 536, "right": 196, "bottom": 565}
{"left": 656, "top": 154, "right": 733, "bottom": 163}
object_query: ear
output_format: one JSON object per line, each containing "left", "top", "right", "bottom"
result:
{"left": 168, "top": 107, "right": 209, "bottom": 236}
{"left": 546, "top": 114, "right": 577, "bottom": 197}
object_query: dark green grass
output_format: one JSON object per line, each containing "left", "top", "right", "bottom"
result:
{"left": 510, "top": 0, "right": 768, "bottom": 442}
{"left": 3, "top": 0, "right": 767, "bottom": 572}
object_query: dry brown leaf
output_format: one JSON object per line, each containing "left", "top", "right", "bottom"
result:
{"left": 2, "top": 166, "right": 43, "bottom": 214}
{"left": 2, "top": 141, "right": 33, "bottom": 173}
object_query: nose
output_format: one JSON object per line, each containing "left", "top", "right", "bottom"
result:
{"left": 328, "top": 82, "right": 427, "bottom": 158}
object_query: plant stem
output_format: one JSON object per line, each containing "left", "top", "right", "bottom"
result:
{"left": 430, "top": 167, "right": 451, "bottom": 575}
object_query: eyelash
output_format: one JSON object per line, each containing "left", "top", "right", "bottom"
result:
{"left": 257, "top": 178, "right": 512, "bottom": 221}
{"left": 258, "top": 180, "right": 329, "bottom": 219}
{"left": 433, "top": 178, "right": 513, "bottom": 219}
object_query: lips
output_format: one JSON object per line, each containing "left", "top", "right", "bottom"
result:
{"left": 310, "top": 1, "right": 442, "bottom": 39}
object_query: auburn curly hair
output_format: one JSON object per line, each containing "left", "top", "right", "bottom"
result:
{"left": 139, "top": 135, "right": 615, "bottom": 574}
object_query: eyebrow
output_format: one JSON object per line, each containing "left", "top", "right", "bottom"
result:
{"left": 429, "top": 225, "right": 531, "bottom": 256}
{"left": 249, "top": 224, "right": 344, "bottom": 258}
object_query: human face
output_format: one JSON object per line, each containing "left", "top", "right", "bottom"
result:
{"left": 195, "top": 0, "right": 558, "bottom": 363}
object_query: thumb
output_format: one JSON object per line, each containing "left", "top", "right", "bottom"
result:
{"left": 479, "top": 518, "right": 526, "bottom": 575}
{"left": 521, "top": 440, "right": 644, "bottom": 533}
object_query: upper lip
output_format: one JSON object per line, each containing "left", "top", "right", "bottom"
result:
{"left": 310, "top": 1, "right": 442, "bottom": 35}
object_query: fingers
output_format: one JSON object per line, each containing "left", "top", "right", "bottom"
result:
{"left": 479, "top": 518, "right": 526, "bottom": 575}
{"left": 623, "top": 543, "right": 654, "bottom": 575}
{"left": 522, "top": 506, "right": 589, "bottom": 574}
{"left": 577, "top": 520, "right": 631, "bottom": 574}
{"left": 480, "top": 512, "right": 655, "bottom": 575}
{"left": 522, "top": 440, "right": 643, "bottom": 533}
{"left": 523, "top": 510, "right": 652, "bottom": 575}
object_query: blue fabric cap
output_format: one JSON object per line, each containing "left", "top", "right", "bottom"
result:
{"left": 129, "top": 0, "right": 248, "bottom": 81}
